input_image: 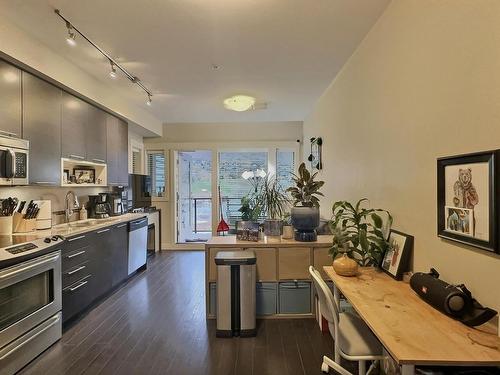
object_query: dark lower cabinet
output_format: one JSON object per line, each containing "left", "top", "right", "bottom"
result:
{"left": 62, "top": 222, "right": 130, "bottom": 323}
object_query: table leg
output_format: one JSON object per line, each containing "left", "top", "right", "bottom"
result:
{"left": 401, "top": 365, "right": 415, "bottom": 375}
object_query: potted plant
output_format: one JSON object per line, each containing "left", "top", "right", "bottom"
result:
{"left": 282, "top": 212, "right": 294, "bottom": 239}
{"left": 236, "top": 193, "right": 261, "bottom": 239}
{"left": 257, "top": 177, "right": 290, "bottom": 236}
{"left": 286, "top": 162, "right": 325, "bottom": 241}
{"left": 329, "top": 198, "right": 392, "bottom": 275}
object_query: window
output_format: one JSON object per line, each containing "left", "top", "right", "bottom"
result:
{"left": 276, "top": 148, "right": 295, "bottom": 190}
{"left": 147, "top": 150, "right": 167, "bottom": 198}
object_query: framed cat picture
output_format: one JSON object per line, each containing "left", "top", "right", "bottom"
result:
{"left": 437, "top": 150, "right": 500, "bottom": 253}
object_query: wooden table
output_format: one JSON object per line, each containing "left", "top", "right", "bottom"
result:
{"left": 323, "top": 266, "right": 500, "bottom": 374}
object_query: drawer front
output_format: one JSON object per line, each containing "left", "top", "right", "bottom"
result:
{"left": 62, "top": 245, "right": 91, "bottom": 272}
{"left": 64, "top": 233, "right": 91, "bottom": 253}
{"left": 62, "top": 261, "right": 91, "bottom": 288}
{"left": 278, "top": 247, "right": 312, "bottom": 280}
{"left": 313, "top": 248, "right": 332, "bottom": 279}
{"left": 62, "top": 275, "right": 93, "bottom": 322}
{"left": 208, "top": 247, "right": 240, "bottom": 282}
{"left": 256, "top": 282, "right": 277, "bottom": 316}
{"left": 247, "top": 248, "right": 277, "bottom": 281}
{"left": 279, "top": 281, "right": 311, "bottom": 314}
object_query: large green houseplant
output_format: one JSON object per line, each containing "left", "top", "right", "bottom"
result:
{"left": 257, "top": 177, "right": 290, "bottom": 236}
{"left": 329, "top": 198, "right": 393, "bottom": 267}
{"left": 286, "top": 162, "right": 325, "bottom": 241}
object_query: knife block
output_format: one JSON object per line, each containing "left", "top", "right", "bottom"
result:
{"left": 13, "top": 212, "right": 37, "bottom": 233}
{"left": 0, "top": 216, "right": 13, "bottom": 234}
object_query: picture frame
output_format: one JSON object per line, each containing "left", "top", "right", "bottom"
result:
{"left": 63, "top": 169, "right": 70, "bottom": 184}
{"left": 308, "top": 137, "right": 323, "bottom": 171}
{"left": 381, "top": 230, "right": 413, "bottom": 280}
{"left": 73, "top": 167, "right": 96, "bottom": 184}
{"left": 236, "top": 221, "right": 259, "bottom": 242}
{"left": 437, "top": 150, "right": 499, "bottom": 253}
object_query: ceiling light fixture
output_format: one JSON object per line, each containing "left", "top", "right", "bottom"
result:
{"left": 146, "top": 94, "right": 152, "bottom": 106}
{"left": 65, "top": 21, "right": 76, "bottom": 46}
{"left": 54, "top": 9, "right": 153, "bottom": 105}
{"left": 223, "top": 95, "right": 256, "bottom": 112}
{"left": 109, "top": 61, "right": 117, "bottom": 79}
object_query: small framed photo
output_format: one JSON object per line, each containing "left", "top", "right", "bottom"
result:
{"left": 236, "top": 221, "right": 259, "bottom": 242}
{"left": 437, "top": 150, "right": 499, "bottom": 253}
{"left": 381, "top": 230, "right": 413, "bottom": 280}
{"left": 63, "top": 169, "right": 70, "bottom": 184}
{"left": 73, "top": 167, "right": 95, "bottom": 184}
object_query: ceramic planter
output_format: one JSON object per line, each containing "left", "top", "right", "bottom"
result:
{"left": 291, "top": 206, "right": 320, "bottom": 241}
{"left": 264, "top": 219, "right": 282, "bottom": 236}
{"left": 282, "top": 225, "right": 294, "bottom": 239}
{"left": 333, "top": 253, "right": 358, "bottom": 276}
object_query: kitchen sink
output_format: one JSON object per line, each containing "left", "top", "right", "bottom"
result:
{"left": 53, "top": 218, "right": 120, "bottom": 230}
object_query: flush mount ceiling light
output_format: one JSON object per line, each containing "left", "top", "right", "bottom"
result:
{"left": 146, "top": 94, "right": 152, "bottom": 106}
{"left": 55, "top": 9, "right": 153, "bottom": 106}
{"left": 223, "top": 95, "right": 256, "bottom": 112}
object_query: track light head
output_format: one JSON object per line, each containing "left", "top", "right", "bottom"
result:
{"left": 146, "top": 94, "right": 152, "bottom": 106}
{"left": 65, "top": 21, "right": 76, "bottom": 46}
{"left": 109, "top": 61, "right": 117, "bottom": 79}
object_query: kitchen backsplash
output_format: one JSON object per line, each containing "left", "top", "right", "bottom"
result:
{"left": 0, "top": 186, "right": 108, "bottom": 224}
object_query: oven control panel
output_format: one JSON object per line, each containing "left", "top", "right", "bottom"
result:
{"left": 6, "top": 243, "right": 38, "bottom": 255}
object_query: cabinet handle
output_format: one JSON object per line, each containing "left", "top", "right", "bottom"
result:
{"left": 68, "top": 235, "right": 86, "bottom": 242}
{"left": 92, "top": 158, "right": 105, "bottom": 163}
{"left": 69, "top": 154, "right": 85, "bottom": 160}
{"left": 66, "top": 265, "right": 86, "bottom": 275}
{"left": 69, "top": 280, "right": 88, "bottom": 292}
{"left": 117, "top": 223, "right": 127, "bottom": 228}
{"left": 131, "top": 219, "right": 147, "bottom": 225}
{"left": 67, "top": 250, "right": 86, "bottom": 259}
{"left": 33, "top": 181, "right": 57, "bottom": 185}
{"left": 97, "top": 228, "right": 110, "bottom": 234}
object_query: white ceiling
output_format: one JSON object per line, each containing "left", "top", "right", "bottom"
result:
{"left": 1, "top": 0, "right": 390, "bottom": 124}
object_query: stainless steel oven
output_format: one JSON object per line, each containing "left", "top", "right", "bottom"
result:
{"left": 0, "top": 251, "right": 61, "bottom": 375}
{"left": 0, "top": 136, "right": 29, "bottom": 186}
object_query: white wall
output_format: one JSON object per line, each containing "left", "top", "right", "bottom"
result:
{"left": 0, "top": 15, "right": 162, "bottom": 136}
{"left": 303, "top": 0, "right": 500, "bottom": 313}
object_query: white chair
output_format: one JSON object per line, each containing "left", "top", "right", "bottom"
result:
{"left": 309, "top": 266, "right": 384, "bottom": 375}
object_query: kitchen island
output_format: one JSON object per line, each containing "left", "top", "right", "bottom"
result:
{"left": 205, "top": 235, "right": 334, "bottom": 319}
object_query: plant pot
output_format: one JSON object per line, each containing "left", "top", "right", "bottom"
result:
{"left": 264, "top": 219, "right": 282, "bottom": 236}
{"left": 333, "top": 253, "right": 358, "bottom": 277}
{"left": 291, "top": 206, "right": 320, "bottom": 242}
{"left": 282, "top": 225, "right": 294, "bottom": 239}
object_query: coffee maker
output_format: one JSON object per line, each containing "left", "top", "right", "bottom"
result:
{"left": 87, "top": 193, "right": 111, "bottom": 219}
{"left": 106, "top": 192, "right": 123, "bottom": 216}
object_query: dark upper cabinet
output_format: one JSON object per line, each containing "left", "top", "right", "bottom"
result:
{"left": 106, "top": 114, "right": 129, "bottom": 186}
{"left": 61, "top": 92, "right": 88, "bottom": 161}
{"left": 86, "top": 106, "right": 107, "bottom": 163}
{"left": 0, "top": 60, "right": 22, "bottom": 137}
{"left": 23, "top": 73, "right": 62, "bottom": 185}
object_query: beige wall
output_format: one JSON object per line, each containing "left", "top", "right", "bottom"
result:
{"left": 304, "top": 0, "right": 500, "bottom": 313}
{"left": 0, "top": 15, "right": 162, "bottom": 136}
{"left": 145, "top": 121, "right": 303, "bottom": 249}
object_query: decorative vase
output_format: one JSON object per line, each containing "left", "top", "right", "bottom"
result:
{"left": 291, "top": 206, "right": 320, "bottom": 242}
{"left": 333, "top": 253, "right": 358, "bottom": 277}
{"left": 282, "top": 225, "right": 294, "bottom": 239}
{"left": 264, "top": 219, "right": 282, "bottom": 236}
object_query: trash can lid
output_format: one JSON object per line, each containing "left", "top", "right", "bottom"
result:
{"left": 214, "top": 250, "right": 256, "bottom": 265}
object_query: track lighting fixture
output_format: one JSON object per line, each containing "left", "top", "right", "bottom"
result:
{"left": 146, "top": 94, "right": 152, "bottom": 106}
{"left": 109, "top": 61, "right": 117, "bottom": 79}
{"left": 54, "top": 9, "right": 153, "bottom": 105}
{"left": 65, "top": 21, "right": 76, "bottom": 46}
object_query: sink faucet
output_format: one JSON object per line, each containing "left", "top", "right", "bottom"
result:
{"left": 65, "top": 190, "right": 80, "bottom": 223}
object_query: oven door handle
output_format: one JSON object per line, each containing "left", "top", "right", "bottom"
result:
{"left": 0, "top": 312, "right": 61, "bottom": 361}
{"left": 0, "top": 252, "right": 60, "bottom": 280}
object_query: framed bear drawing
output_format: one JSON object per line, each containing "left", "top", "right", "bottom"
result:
{"left": 437, "top": 150, "right": 499, "bottom": 253}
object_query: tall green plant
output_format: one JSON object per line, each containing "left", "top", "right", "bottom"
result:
{"left": 329, "top": 199, "right": 393, "bottom": 266}
{"left": 257, "top": 177, "right": 290, "bottom": 220}
{"left": 286, "top": 162, "right": 324, "bottom": 207}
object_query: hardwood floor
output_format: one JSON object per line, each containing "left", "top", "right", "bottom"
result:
{"left": 19, "top": 251, "right": 337, "bottom": 375}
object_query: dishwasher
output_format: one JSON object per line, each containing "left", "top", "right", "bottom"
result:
{"left": 128, "top": 217, "right": 148, "bottom": 275}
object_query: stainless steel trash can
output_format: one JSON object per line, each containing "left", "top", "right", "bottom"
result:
{"left": 215, "top": 250, "right": 256, "bottom": 337}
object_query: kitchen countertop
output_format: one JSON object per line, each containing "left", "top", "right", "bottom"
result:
{"left": 205, "top": 235, "right": 333, "bottom": 249}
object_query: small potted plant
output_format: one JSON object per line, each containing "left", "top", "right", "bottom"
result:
{"left": 281, "top": 212, "right": 294, "bottom": 239}
{"left": 236, "top": 194, "right": 261, "bottom": 240}
{"left": 286, "top": 162, "right": 325, "bottom": 241}
{"left": 329, "top": 198, "right": 392, "bottom": 275}
{"left": 257, "top": 177, "right": 289, "bottom": 236}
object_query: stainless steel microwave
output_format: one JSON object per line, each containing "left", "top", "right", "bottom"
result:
{"left": 0, "top": 135, "right": 29, "bottom": 185}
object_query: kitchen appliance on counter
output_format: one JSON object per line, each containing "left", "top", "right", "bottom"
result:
{"left": 0, "top": 136, "right": 29, "bottom": 186}
{"left": 0, "top": 236, "right": 64, "bottom": 375}
{"left": 87, "top": 193, "right": 110, "bottom": 219}
{"left": 106, "top": 192, "right": 123, "bottom": 216}
{"left": 128, "top": 217, "right": 147, "bottom": 275}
